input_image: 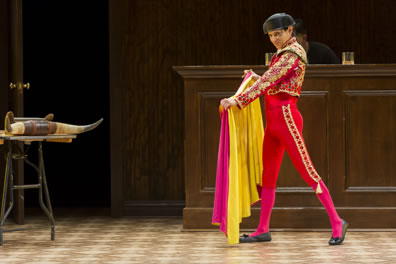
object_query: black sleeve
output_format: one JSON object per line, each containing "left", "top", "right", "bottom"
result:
{"left": 325, "top": 48, "right": 341, "bottom": 64}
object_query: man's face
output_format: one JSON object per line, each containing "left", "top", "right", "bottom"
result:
{"left": 268, "top": 26, "right": 293, "bottom": 50}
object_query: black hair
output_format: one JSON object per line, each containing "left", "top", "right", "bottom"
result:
{"left": 282, "top": 26, "right": 296, "bottom": 37}
{"left": 293, "top": 18, "right": 307, "bottom": 35}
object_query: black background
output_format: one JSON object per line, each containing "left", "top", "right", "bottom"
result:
{"left": 22, "top": 0, "right": 110, "bottom": 207}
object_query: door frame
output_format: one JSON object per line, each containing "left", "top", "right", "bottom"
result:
{"left": 8, "top": 0, "right": 25, "bottom": 224}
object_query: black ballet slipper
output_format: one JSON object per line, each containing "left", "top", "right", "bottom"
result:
{"left": 328, "top": 219, "right": 349, "bottom": 246}
{"left": 239, "top": 232, "right": 272, "bottom": 243}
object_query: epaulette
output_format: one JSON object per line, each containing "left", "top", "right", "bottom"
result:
{"left": 277, "top": 40, "right": 307, "bottom": 64}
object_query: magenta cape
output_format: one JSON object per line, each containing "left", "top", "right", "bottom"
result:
{"left": 212, "top": 71, "right": 264, "bottom": 244}
{"left": 211, "top": 109, "right": 230, "bottom": 235}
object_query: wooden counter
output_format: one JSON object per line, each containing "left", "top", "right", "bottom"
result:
{"left": 174, "top": 64, "right": 396, "bottom": 230}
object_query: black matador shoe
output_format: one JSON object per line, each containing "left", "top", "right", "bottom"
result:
{"left": 328, "top": 219, "right": 349, "bottom": 246}
{"left": 239, "top": 232, "right": 272, "bottom": 243}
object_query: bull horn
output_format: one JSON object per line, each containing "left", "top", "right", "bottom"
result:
{"left": 5, "top": 111, "right": 27, "bottom": 135}
{"left": 45, "top": 113, "right": 54, "bottom": 121}
{"left": 5, "top": 111, "right": 16, "bottom": 134}
{"left": 54, "top": 118, "right": 103, "bottom": 135}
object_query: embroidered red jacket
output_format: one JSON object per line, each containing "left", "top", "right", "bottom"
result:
{"left": 235, "top": 37, "right": 307, "bottom": 109}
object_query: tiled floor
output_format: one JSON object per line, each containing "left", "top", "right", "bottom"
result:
{"left": 0, "top": 217, "right": 395, "bottom": 263}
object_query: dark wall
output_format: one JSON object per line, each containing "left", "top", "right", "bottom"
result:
{"left": 22, "top": 0, "right": 110, "bottom": 207}
{"left": 112, "top": 0, "right": 396, "bottom": 214}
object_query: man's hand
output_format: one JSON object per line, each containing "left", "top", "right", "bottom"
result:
{"left": 220, "top": 98, "right": 237, "bottom": 110}
{"left": 243, "top": 70, "right": 260, "bottom": 81}
{"left": 251, "top": 72, "right": 260, "bottom": 81}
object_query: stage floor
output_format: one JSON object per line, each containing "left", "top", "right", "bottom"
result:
{"left": 0, "top": 216, "right": 395, "bottom": 263}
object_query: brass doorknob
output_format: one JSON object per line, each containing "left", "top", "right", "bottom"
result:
{"left": 9, "top": 82, "right": 30, "bottom": 90}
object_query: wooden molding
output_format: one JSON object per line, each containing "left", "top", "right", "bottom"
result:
{"left": 124, "top": 200, "right": 185, "bottom": 216}
{"left": 173, "top": 64, "right": 396, "bottom": 79}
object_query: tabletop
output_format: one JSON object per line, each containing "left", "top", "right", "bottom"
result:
{"left": 0, "top": 131, "right": 77, "bottom": 144}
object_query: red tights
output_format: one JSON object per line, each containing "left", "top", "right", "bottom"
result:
{"left": 250, "top": 93, "right": 342, "bottom": 238}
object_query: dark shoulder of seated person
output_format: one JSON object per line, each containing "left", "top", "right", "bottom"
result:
{"left": 307, "top": 41, "right": 340, "bottom": 64}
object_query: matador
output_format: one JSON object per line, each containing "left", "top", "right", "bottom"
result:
{"left": 220, "top": 13, "right": 348, "bottom": 245}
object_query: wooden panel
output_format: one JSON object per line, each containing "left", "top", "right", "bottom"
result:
{"left": 176, "top": 65, "right": 396, "bottom": 229}
{"left": 200, "top": 92, "right": 230, "bottom": 191}
{"left": 345, "top": 91, "right": 396, "bottom": 189}
{"left": 183, "top": 79, "right": 238, "bottom": 208}
{"left": 277, "top": 92, "right": 328, "bottom": 189}
{"left": 123, "top": 0, "right": 185, "bottom": 202}
{"left": 123, "top": 200, "right": 184, "bottom": 216}
{"left": 114, "top": 0, "right": 396, "bottom": 215}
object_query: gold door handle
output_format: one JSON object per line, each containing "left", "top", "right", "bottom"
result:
{"left": 9, "top": 82, "right": 30, "bottom": 90}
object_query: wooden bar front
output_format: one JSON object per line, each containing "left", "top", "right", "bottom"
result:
{"left": 174, "top": 65, "right": 396, "bottom": 230}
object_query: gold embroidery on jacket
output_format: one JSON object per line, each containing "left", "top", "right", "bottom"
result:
{"left": 277, "top": 38, "right": 307, "bottom": 64}
{"left": 235, "top": 37, "right": 307, "bottom": 108}
{"left": 282, "top": 104, "right": 321, "bottom": 183}
{"left": 267, "top": 60, "right": 306, "bottom": 97}
{"left": 267, "top": 54, "right": 295, "bottom": 83}
{"left": 236, "top": 52, "right": 298, "bottom": 107}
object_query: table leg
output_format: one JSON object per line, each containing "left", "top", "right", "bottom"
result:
{"left": 0, "top": 153, "right": 8, "bottom": 246}
{"left": 37, "top": 142, "right": 55, "bottom": 240}
{"left": 0, "top": 142, "right": 14, "bottom": 245}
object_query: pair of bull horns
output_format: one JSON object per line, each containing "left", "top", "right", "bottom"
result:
{"left": 5, "top": 111, "right": 103, "bottom": 136}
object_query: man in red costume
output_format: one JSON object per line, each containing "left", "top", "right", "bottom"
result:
{"left": 221, "top": 13, "right": 348, "bottom": 245}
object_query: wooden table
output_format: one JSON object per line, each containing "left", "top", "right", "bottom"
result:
{"left": 0, "top": 132, "right": 76, "bottom": 245}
